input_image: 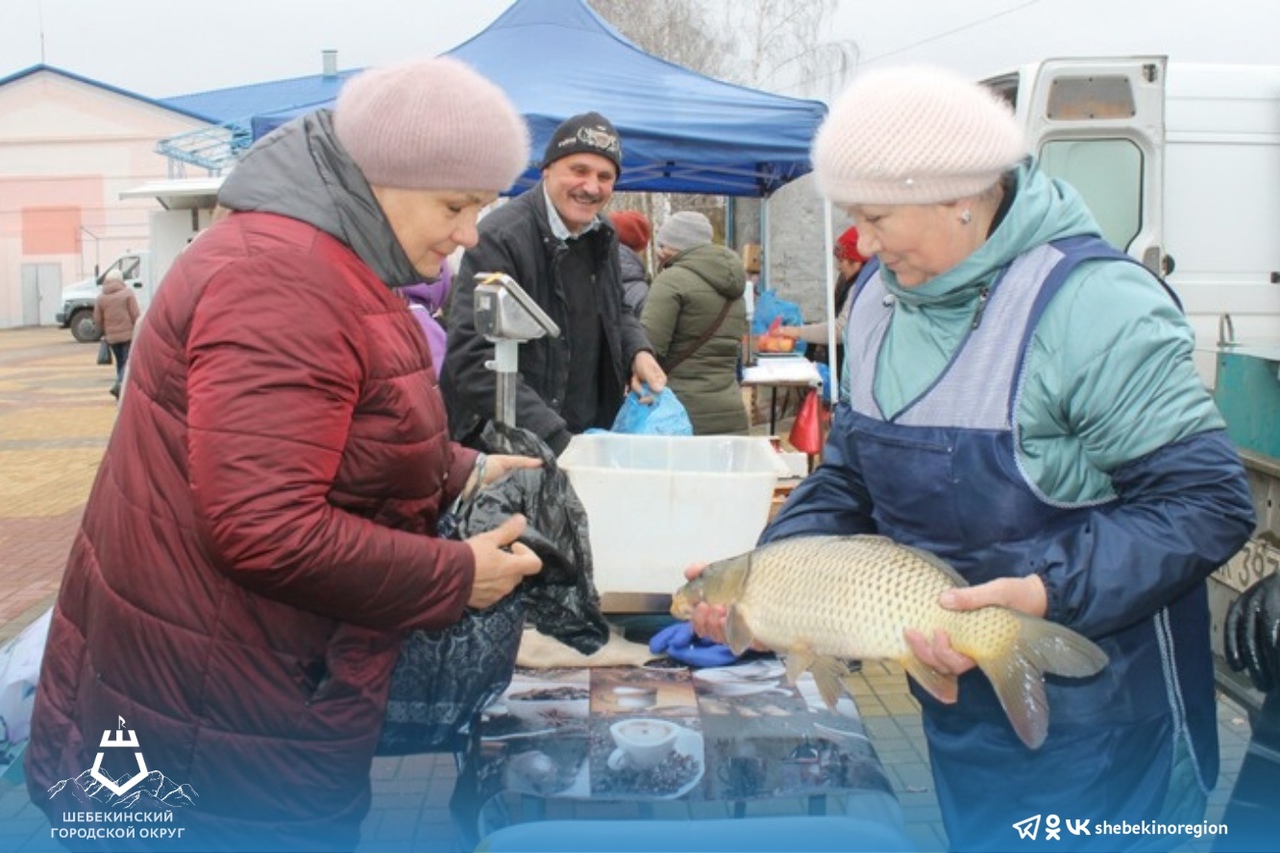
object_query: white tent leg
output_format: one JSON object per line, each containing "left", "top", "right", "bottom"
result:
{"left": 823, "top": 199, "right": 837, "bottom": 405}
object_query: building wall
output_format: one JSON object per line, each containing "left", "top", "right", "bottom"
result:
{"left": 733, "top": 175, "right": 855, "bottom": 325}
{"left": 0, "top": 70, "right": 210, "bottom": 330}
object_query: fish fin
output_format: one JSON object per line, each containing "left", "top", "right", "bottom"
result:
{"left": 971, "top": 613, "right": 1109, "bottom": 750}
{"left": 724, "top": 606, "right": 755, "bottom": 657}
{"left": 809, "top": 656, "right": 852, "bottom": 710}
{"left": 900, "top": 655, "right": 959, "bottom": 704}
{"left": 784, "top": 648, "right": 816, "bottom": 686}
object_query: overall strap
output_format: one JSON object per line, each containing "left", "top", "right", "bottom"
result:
{"left": 1007, "top": 235, "right": 1179, "bottom": 422}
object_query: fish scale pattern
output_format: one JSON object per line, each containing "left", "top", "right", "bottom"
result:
{"left": 736, "top": 536, "right": 1021, "bottom": 660}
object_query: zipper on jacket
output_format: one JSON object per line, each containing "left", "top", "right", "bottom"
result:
{"left": 971, "top": 286, "right": 991, "bottom": 330}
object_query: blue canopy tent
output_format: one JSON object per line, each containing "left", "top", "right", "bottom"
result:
{"left": 248, "top": 0, "right": 840, "bottom": 401}
{"left": 248, "top": 0, "right": 827, "bottom": 198}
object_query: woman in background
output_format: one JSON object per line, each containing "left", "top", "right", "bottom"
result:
{"left": 92, "top": 268, "right": 139, "bottom": 399}
{"left": 778, "top": 225, "right": 867, "bottom": 374}
{"left": 641, "top": 211, "right": 749, "bottom": 435}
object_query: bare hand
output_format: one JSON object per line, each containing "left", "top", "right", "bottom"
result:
{"left": 465, "top": 514, "right": 542, "bottom": 609}
{"left": 684, "top": 563, "right": 767, "bottom": 651}
{"left": 630, "top": 351, "right": 667, "bottom": 399}
{"left": 903, "top": 575, "right": 1047, "bottom": 676}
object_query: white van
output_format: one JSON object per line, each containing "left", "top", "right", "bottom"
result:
{"left": 981, "top": 56, "right": 1280, "bottom": 389}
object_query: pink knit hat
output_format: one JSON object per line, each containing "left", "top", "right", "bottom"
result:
{"left": 812, "top": 65, "right": 1026, "bottom": 205}
{"left": 334, "top": 57, "right": 530, "bottom": 192}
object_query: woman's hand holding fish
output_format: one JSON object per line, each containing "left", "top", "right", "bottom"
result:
{"left": 684, "top": 563, "right": 768, "bottom": 651}
{"left": 904, "top": 629, "right": 975, "bottom": 678}
{"left": 905, "top": 575, "right": 1049, "bottom": 677}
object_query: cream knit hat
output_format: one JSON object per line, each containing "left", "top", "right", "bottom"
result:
{"left": 656, "top": 211, "right": 714, "bottom": 252}
{"left": 335, "top": 57, "right": 530, "bottom": 192}
{"left": 812, "top": 65, "right": 1026, "bottom": 205}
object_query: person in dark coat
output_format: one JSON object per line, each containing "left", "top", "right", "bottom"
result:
{"left": 25, "top": 57, "right": 544, "bottom": 853}
{"left": 609, "top": 209, "right": 652, "bottom": 318}
{"left": 441, "top": 112, "right": 666, "bottom": 454}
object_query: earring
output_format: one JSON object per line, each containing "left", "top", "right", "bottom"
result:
{"left": 960, "top": 209, "right": 972, "bottom": 225}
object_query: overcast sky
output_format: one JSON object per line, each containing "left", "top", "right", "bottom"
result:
{"left": 0, "top": 0, "right": 1275, "bottom": 100}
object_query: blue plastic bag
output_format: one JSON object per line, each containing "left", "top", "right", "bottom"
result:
{"left": 611, "top": 385, "right": 693, "bottom": 435}
{"left": 751, "top": 289, "right": 807, "bottom": 354}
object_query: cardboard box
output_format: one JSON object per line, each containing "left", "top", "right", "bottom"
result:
{"left": 742, "top": 243, "right": 762, "bottom": 274}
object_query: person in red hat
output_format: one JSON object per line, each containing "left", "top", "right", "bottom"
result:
{"left": 778, "top": 224, "right": 868, "bottom": 373}
{"left": 610, "top": 209, "right": 652, "bottom": 317}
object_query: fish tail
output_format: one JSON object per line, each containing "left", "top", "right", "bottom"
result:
{"left": 972, "top": 614, "right": 1109, "bottom": 750}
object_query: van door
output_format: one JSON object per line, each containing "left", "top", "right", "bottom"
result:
{"left": 1014, "top": 56, "right": 1167, "bottom": 273}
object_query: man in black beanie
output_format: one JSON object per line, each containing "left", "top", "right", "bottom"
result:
{"left": 442, "top": 111, "right": 666, "bottom": 454}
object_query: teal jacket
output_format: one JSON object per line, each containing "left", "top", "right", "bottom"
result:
{"left": 872, "top": 160, "right": 1222, "bottom": 504}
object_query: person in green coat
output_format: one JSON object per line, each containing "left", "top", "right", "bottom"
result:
{"left": 641, "top": 211, "right": 749, "bottom": 435}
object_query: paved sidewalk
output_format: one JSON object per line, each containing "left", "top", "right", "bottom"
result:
{"left": 0, "top": 326, "right": 1256, "bottom": 853}
{"left": 0, "top": 328, "right": 117, "bottom": 645}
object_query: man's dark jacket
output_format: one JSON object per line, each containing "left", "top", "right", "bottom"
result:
{"left": 442, "top": 183, "right": 651, "bottom": 452}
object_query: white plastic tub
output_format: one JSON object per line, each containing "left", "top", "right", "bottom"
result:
{"left": 559, "top": 434, "right": 785, "bottom": 609}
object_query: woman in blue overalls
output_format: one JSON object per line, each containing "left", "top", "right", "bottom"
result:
{"left": 692, "top": 66, "right": 1255, "bottom": 850}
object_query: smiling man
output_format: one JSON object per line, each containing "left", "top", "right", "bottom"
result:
{"left": 441, "top": 111, "right": 666, "bottom": 454}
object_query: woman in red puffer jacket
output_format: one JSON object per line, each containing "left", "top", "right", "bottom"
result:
{"left": 26, "top": 58, "right": 542, "bottom": 853}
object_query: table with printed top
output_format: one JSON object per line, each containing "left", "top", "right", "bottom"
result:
{"left": 456, "top": 658, "right": 905, "bottom": 843}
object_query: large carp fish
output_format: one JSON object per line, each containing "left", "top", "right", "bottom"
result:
{"left": 670, "top": 534, "right": 1109, "bottom": 749}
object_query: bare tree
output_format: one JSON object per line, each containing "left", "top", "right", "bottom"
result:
{"left": 723, "top": 0, "right": 856, "bottom": 100}
{"left": 585, "top": 2, "right": 852, "bottom": 252}
{"left": 587, "top": 1, "right": 737, "bottom": 248}
{"left": 590, "top": 0, "right": 734, "bottom": 79}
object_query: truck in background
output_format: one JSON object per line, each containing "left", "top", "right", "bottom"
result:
{"left": 54, "top": 176, "right": 222, "bottom": 342}
{"left": 981, "top": 56, "right": 1280, "bottom": 713}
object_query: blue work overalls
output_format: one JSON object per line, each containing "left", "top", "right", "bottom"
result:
{"left": 842, "top": 237, "right": 1216, "bottom": 851}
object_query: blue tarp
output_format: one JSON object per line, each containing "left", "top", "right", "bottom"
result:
{"left": 249, "top": 0, "right": 827, "bottom": 197}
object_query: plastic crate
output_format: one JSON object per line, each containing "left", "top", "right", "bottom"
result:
{"left": 559, "top": 434, "right": 784, "bottom": 608}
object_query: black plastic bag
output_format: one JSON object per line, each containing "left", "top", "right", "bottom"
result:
{"left": 376, "top": 423, "right": 608, "bottom": 756}
{"left": 468, "top": 421, "right": 610, "bottom": 653}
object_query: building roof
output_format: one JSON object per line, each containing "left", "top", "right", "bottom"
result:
{"left": 0, "top": 64, "right": 215, "bottom": 123}
{"left": 161, "top": 69, "right": 363, "bottom": 124}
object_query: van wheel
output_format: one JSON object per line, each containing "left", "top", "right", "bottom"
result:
{"left": 69, "top": 310, "right": 101, "bottom": 343}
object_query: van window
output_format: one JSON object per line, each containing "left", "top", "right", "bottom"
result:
{"left": 118, "top": 256, "right": 141, "bottom": 280}
{"left": 1039, "top": 139, "right": 1143, "bottom": 251}
{"left": 1046, "top": 76, "right": 1136, "bottom": 120}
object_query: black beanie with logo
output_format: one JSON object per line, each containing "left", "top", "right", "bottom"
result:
{"left": 540, "top": 111, "right": 622, "bottom": 175}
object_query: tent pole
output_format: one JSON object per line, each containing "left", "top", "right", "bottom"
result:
{"left": 760, "top": 198, "right": 771, "bottom": 291}
{"left": 823, "top": 199, "right": 837, "bottom": 405}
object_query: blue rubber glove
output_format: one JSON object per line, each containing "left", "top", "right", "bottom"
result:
{"left": 649, "top": 621, "right": 742, "bottom": 668}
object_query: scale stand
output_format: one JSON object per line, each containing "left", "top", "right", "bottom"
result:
{"left": 473, "top": 272, "right": 560, "bottom": 427}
